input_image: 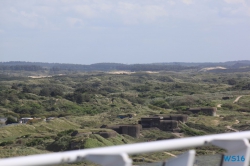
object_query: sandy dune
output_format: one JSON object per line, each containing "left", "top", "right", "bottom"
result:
{"left": 199, "top": 66, "right": 226, "bottom": 72}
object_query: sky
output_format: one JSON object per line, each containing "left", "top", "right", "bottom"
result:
{"left": 0, "top": 0, "right": 250, "bottom": 64}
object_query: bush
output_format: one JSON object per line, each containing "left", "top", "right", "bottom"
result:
{"left": 186, "top": 122, "right": 223, "bottom": 134}
{"left": 237, "top": 108, "right": 250, "bottom": 112}
{"left": 151, "top": 100, "right": 170, "bottom": 109}
{"left": 221, "top": 103, "right": 238, "bottom": 110}
{"left": 83, "top": 138, "right": 105, "bottom": 149}
{"left": 26, "top": 139, "right": 43, "bottom": 147}
{"left": 47, "top": 136, "right": 71, "bottom": 152}
{"left": 57, "top": 129, "right": 76, "bottom": 137}
{"left": 5, "top": 117, "right": 17, "bottom": 124}
{"left": 133, "top": 85, "right": 150, "bottom": 92}
{"left": 179, "top": 123, "right": 206, "bottom": 136}
{"left": 0, "top": 141, "right": 14, "bottom": 146}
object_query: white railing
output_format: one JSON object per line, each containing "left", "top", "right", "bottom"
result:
{"left": 0, "top": 131, "right": 249, "bottom": 166}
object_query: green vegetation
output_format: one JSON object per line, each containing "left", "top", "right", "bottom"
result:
{"left": 0, "top": 63, "right": 250, "bottom": 165}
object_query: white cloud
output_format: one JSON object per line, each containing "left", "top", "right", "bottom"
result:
{"left": 222, "top": 0, "right": 250, "bottom": 17}
{"left": 66, "top": 17, "right": 84, "bottom": 27}
{"left": 0, "top": 0, "right": 249, "bottom": 30}
{"left": 73, "top": 5, "right": 96, "bottom": 18}
{"left": 116, "top": 2, "right": 168, "bottom": 25}
{"left": 224, "top": 0, "right": 245, "bottom": 4}
{"left": 182, "top": 0, "right": 194, "bottom": 5}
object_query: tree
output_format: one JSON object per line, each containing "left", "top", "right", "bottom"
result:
{"left": 22, "top": 86, "right": 32, "bottom": 93}
{"left": 39, "top": 88, "right": 50, "bottom": 96}
{"left": 228, "top": 79, "right": 237, "bottom": 85}
{"left": 75, "top": 93, "right": 83, "bottom": 104}
{"left": 50, "top": 88, "right": 63, "bottom": 97}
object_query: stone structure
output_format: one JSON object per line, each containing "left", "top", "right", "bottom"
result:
{"left": 159, "top": 120, "right": 179, "bottom": 132}
{"left": 101, "top": 124, "right": 141, "bottom": 138}
{"left": 0, "top": 117, "right": 7, "bottom": 125}
{"left": 138, "top": 114, "right": 188, "bottom": 132}
{"left": 46, "top": 117, "right": 55, "bottom": 121}
{"left": 160, "top": 115, "right": 188, "bottom": 122}
{"left": 188, "top": 107, "right": 217, "bottom": 116}
{"left": 19, "top": 117, "right": 33, "bottom": 124}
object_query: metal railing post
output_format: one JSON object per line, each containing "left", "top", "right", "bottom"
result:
{"left": 84, "top": 153, "right": 132, "bottom": 166}
{"left": 210, "top": 139, "right": 250, "bottom": 166}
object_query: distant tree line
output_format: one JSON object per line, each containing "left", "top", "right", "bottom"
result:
{"left": 2, "top": 62, "right": 250, "bottom": 72}
{"left": 0, "top": 63, "right": 196, "bottom": 72}
{"left": 0, "top": 65, "right": 44, "bottom": 71}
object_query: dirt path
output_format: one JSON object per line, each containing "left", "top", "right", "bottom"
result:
{"left": 233, "top": 96, "right": 242, "bottom": 103}
{"left": 172, "top": 132, "right": 184, "bottom": 138}
{"left": 217, "top": 95, "right": 243, "bottom": 108}
{"left": 164, "top": 152, "right": 177, "bottom": 157}
{"left": 217, "top": 96, "right": 243, "bottom": 132}
{"left": 226, "top": 125, "right": 239, "bottom": 132}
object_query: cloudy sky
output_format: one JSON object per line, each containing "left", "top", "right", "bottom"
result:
{"left": 0, "top": 0, "right": 250, "bottom": 64}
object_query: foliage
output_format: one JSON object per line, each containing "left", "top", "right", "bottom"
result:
{"left": 0, "top": 141, "right": 14, "bottom": 146}
{"left": 151, "top": 100, "right": 170, "bottom": 109}
{"left": 186, "top": 122, "right": 224, "bottom": 134}
{"left": 26, "top": 138, "right": 43, "bottom": 147}
{"left": 47, "top": 136, "right": 71, "bottom": 152}
{"left": 57, "top": 129, "right": 76, "bottom": 138}
{"left": 179, "top": 123, "right": 206, "bottom": 136}
{"left": 5, "top": 117, "right": 17, "bottom": 124}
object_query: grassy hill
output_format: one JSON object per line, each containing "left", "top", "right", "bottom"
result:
{"left": 0, "top": 69, "right": 250, "bottom": 165}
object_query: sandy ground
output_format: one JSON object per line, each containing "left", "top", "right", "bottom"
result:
{"left": 172, "top": 132, "right": 184, "bottom": 138}
{"left": 225, "top": 119, "right": 240, "bottom": 132}
{"left": 199, "top": 66, "right": 226, "bottom": 72}
{"left": 226, "top": 125, "right": 239, "bottom": 132}
{"left": 28, "top": 75, "right": 52, "bottom": 78}
{"left": 233, "top": 96, "right": 242, "bottom": 103}
{"left": 217, "top": 97, "right": 242, "bottom": 132}
{"left": 164, "top": 152, "right": 177, "bottom": 157}
{"left": 28, "top": 74, "right": 65, "bottom": 78}
{"left": 107, "top": 71, "right": 159, "bottom": 75}
{"left": 212, "top": 120, "right": 219, "bottom": 126}
{"left": 217, "top": 104, "right": 221, "bottom": 108}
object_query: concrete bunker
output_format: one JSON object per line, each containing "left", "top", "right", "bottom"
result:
{"left": 101, "top": 124, "right": 141, "bottom": 138}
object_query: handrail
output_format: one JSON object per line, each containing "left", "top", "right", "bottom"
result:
{"left": 0, "top": 131, "right": 250, "bottom": 166}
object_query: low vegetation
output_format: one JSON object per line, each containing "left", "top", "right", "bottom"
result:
{"left": 0, "top": 62, "right": 250, "bottom": 165}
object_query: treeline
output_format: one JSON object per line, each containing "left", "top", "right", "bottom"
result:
{"left": 1, "top": 61, "right": 250, "bottom": 72}
{"left": 0, "top": 65, "right": 44, "bottom": 71}
{"left": 116, "top": 64, "right": 195, "bottom": 71}
{"left": 0, "top": 63, "right": 195, "bottom": 72}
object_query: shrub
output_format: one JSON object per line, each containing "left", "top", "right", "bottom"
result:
{"left": 26, "top": 139, "right": 43, "bottom": 147}
{"left": 179, "top": 123, "right": 206, "bottom": 136}
{"left": 47, "top": 136, "right": 71, "bottom": 152}
{"left": 5, "top": 117, "right": 17, "bottom": 124}
{"left": 57, "top": 129, "right": 76, "bottom": 137}
{"left": 186, "top": 122, "right": 223, "bottom": 134}
{"left": 151, "top": 100, "right": 170, "bottom": 109}
{"left": 0, "top": 141, "right": 14, "bottom": 146}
